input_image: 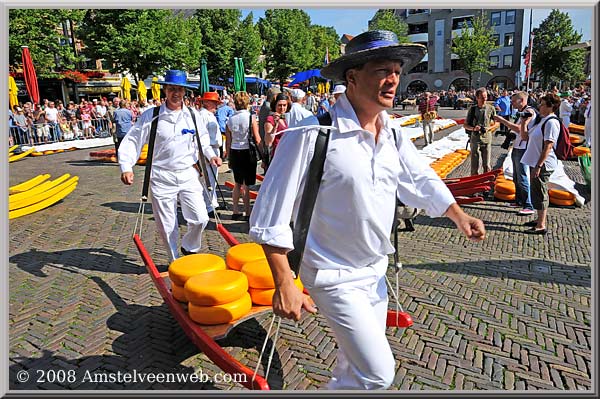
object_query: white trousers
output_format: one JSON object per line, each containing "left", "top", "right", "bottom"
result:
{"left": 423, "top": 120, "right": 434, "bottom": 145}
{"left": 202, "top": 157, "right": 219, "bottom": 212}
{"left": 150, "top": 166, "right": 209, "bottom": 261}
{"left": 584, "top": 118, "right": 592, "bottom": 147}
{"left": 301, "top": 261, "right": 395, "bottom": 390}
{"left": 561, "top": 116, "right": 570, "bottom": 129}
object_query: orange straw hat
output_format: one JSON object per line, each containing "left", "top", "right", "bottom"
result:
{"left": 200, "top": 92, "right": 220, "bottom": 103}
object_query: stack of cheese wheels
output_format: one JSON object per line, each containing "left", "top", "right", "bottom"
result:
{"left": 549, "top": 189, "right": 576, "bottom": 206}
{"left": 569, "top": 123, "right": 585, "bottom": 134}
{"left": 573, "top": 146, "right": 591, "bottom": 157}
{"left": 137, "top": 144, "right": 149, "bottom": 165}
{"left": 570, "top": 134, "right": 584, "bottom": 146}
{"left": 226, "top": 242, "right": 266, "bottom": 270}
{"left": 185, "top": 270, "right": 252, "bottom": 325}
{"left": 241, "top": 259, "right": 304, "bottom": 305}
{"left": 429, "top": 149, "right": 470, "bottom": 179}
{"left": 494, "top": 176, "right": 516, "bottom": 201}
{"left": 168, "top": 254, "right": 226, "bottom": 302}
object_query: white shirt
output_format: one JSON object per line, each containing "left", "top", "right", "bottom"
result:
{"left": 559, "top": 100, "right": 573, "bottom": 118}
{"left": 226, "top": 110, "right": 253, "bottom": 150}
{"left": 118, "top": 104, "right": 216, "bottom": 173}
{"left": 199, "top": 108, "right": 222, "bottom": 147}
{"left": 249, "top": 94, "right": 456, "bottom": 273}
{"left": 45, "top": 107, "right": 59, "bottom": 122}
{"left": 585, "top": 102, "right": 592, "bottom": 120}
{"left": 521, "top": 114, "right": 560, "bottom": 170}
{"left": 288, "top": 102, "right": 314, "bottom": 128}
{"left": 512, "top": 107, "right": 537, "bottom": 150}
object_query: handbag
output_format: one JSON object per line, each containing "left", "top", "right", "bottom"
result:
{"left": 248, "top": 114, "right": 262, "bottom": 163}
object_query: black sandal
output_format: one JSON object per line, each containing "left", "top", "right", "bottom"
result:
{"left": 523, "top": 220, "right": 538, "bottom": 227}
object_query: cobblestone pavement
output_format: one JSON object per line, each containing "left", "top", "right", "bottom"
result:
{"left": 9, "top": 108, "right": 592, "bottom": 391}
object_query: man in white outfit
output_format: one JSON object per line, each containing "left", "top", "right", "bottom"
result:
{"left": 287, "top": 88, "right": 314, "bottom": 128}
{"left": 249, "top": 31, "right": 486, "bottom": 390}
{"left": 198, "top": 91, "right": 223, "bottom": 216}
{"left": 559, "top": 94, "right": 573, "bottom": 128}
{"left": 583, "top": 96, "right": 592, "bottom": 147}
{"left": 118, "top": 70, "right": 222, "bottom": 261}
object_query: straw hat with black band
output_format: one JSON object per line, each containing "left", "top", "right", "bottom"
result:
{"left": 320, "top": 30, "right": 427, "bottom": 82}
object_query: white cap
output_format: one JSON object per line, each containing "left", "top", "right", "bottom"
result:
{"left": 332, "top": 84, "right": 346, "bottom": 95}
{"left": 291, "top": 89, "right": 306, "bottom": 99}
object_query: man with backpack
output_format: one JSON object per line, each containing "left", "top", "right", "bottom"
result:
{"left": 249, "top": 30, "right": 485, "bottom": 390}
{"left": 520, "top": 92, "right": 569, "bottom": 235}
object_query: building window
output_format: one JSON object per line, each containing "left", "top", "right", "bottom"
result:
{"left": 407, "top": 9, "right": 429, "bottom": 16}
{"left": 409, "top": 61, "right": 428, "bottom": 74}
{"left": 451, "top": 59, "right": 462, "bottom": 71}
{"left": 408, "top": 22, "right": 429, "bottom": 35}
{"left": 491, "top": 12, "right": 501, "bottom": 26}
{"left": 452, "top": 16, "right": 473, "bottom": 30}
{"left": 492, "top": 34, "right": 500, "bottom": 46}
{"left": 505, "top": 10, "right": 516, "bottom": 25}
{"left": 489, "top": 56, "right": 499, "bottom": 68}
{"left": 503, "top": 55, "right": 513, "bottom": 68}
{"left": 504, "top": 33, "right": 514, "bottom": 47}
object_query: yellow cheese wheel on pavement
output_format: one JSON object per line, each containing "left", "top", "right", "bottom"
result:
{"left": 168, "top": 253, "right": 226, "bottom": 287}
{"left": 171, "top": 283, "right": 186, "bottom": 302}
{"left": 549, "top": 189, "right": 575, "bottom": 200}
{"left": 241, "top": 259, "right": 276, "bottom": 289}
{"left": 185, "top": 269, "right": 248, "bottom": 306}
{"left": 494, "top": 191, "right": 516, "bottom": 201}
{"left": 573, "top": 146, "right": 591, "bottom": 156}
{"left": 549, "top": 197, "right": 576, "bottom": 206}
{"left": 495, "top": 181, "right": 516, "bottom": 195}
{"left": 226, "top": 242, "right": 265, "bottom": 270}
{"left": 188, "top": 293, "right": 252, "bottom": 325}
{"left": 248, "top": 278, "right": 305, "bottom": 305}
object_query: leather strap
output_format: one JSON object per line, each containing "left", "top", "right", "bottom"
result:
{"left": 141, "top": 106, "right": 161, "bottom": 202}
{"left": 286, "top": 116, "right": 331, "bottom": 277}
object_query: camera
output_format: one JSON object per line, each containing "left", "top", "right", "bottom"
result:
{"left": 515, "top": 111, "right": 533, "bottom": 118}
{"left": 497, "top": 131, "right": 517, "bottom": 149}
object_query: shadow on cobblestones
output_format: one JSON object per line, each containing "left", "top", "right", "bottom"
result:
{"left": 401, "top": 259, "right": 590, "bottom": 288}
{"left": 101, "top": 201, "right": 154, "bottom": 215}
{"left": 9, "top": 248, "right": 146, "bottom": 277}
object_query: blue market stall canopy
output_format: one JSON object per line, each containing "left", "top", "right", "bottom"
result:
{"left": 210, "top": 84, "right": 224, "bottom": 91}
{"left": 227, "top": 77, "right": 272, "bottom": 87}
{"left": 287, "top": 69, "right": 322, "bottom": 87}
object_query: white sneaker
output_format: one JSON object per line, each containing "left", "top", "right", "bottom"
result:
{"left": 517, "top": 208, "right": 535, "bottom": 216}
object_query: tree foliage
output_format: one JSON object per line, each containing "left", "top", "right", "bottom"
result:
{"left": 309, "top": 25, "right": 341, "bottom": 68}
{"left": 368, "top": 10, "right": 409, "bottom": 42}
{"left": 530, "top": 9, "right": 585, "bottom": 87}
{"left": 232, "top": 12, "right": 264, "bottom": 76}
{"left": 451, "top": 14, "right": 498, "bottom": 89}
{"left": 258, "top": 9, "right": 314, "bottom": 84}
{"left": 78, "top": 10, "right": 203, "bottom": 83}
{"left": 9, "top": 9, "right": 86, "bottom": 77}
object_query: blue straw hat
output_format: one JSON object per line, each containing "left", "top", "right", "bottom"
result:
{"left": 157, "top": 70, "right": 198, "bottom": 89}
{"left": 321, "top": 30, "right": 426, "bottom": 82}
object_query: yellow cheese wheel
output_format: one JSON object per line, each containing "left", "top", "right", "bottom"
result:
{"left": 248, "top": 278, "right": 305, "bottom": 305}
{"left": 171, "top": 283, "right": 186, "bottom": 302}
{"left": 168, "top": 253, "right": 226, "bottom": 286}
{"left": 226, "top": 242, "right": 265, "bottom": 271}
{"left": 185, "top": 269, "right": 248, "bottom": 306}
{"left": 550, "top": 197, "right": 576, "bottom": 206}
{"left": 570, "top": 135, "right": 584, "bottom": 144}
{"left": 573, "top": 146, "right": 591, "bottom": 156}
{"left": 495, "top": 181, "right": 516, "bottom": 194}
{"left": 188, "top": 293, "right": 252, "bottom": 325}
{"left": 241, "top": 259, "right": 275, "bottom": 289}
{"left": 548, "top": 189, "right": 575, "bottom": 200}
{"left": 494, "top": 191, "right": 516, "bottom": 201}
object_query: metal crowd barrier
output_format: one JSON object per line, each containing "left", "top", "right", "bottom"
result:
{"left": 9, "top": 117, "right": 112, "bottom": 145}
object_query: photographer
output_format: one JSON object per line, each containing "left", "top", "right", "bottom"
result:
{"left": 464, "top": 87, "right": 499, "bottom": 176}
{"left": 493, "top": 91, "right": 536, "bottom": 215}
